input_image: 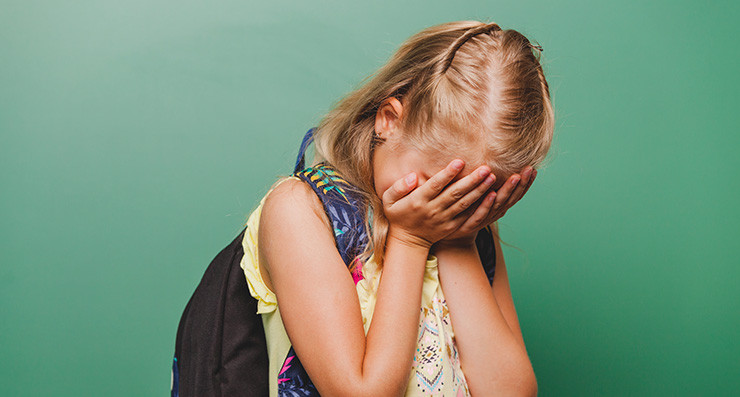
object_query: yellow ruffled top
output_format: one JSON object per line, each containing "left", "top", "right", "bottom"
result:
{"left": 240, "top": 176, "right": 470, "bottom": 396}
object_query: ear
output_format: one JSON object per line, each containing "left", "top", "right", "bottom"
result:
{"left": 374, "top": 97, "right": 404, "bottom": 141}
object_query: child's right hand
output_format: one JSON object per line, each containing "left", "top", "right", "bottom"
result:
{"left": 382, "top": 159, "right": 495, "bottom": 250}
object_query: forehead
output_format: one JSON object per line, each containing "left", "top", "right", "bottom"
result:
{"left": 411, "top": 148, "right": 510, "bottom": 190}
{"left": 416, "top": 149, "right": 483, "bottom": 179}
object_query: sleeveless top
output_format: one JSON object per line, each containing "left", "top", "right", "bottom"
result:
{"left": 240, "top": 163, "right": 482, "bottom": 396}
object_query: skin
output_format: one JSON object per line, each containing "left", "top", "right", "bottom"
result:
{"left": 374, "top": 97, "right": 539, "bottom": 395}
{"left": 257, "top": 97, "right": 537, "bottom": 396}
{"left": 373, "top": 97, "right": 537, "bottom": 245}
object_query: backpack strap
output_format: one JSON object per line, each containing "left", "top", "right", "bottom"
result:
{"left": 292, "top": 162, "right": 369, "bottom": 267}
{"left": 293, "top": 127, "right": 316, "bottom": 174}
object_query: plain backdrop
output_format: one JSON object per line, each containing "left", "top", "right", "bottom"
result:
{"left": 1, "top": 1, "right": 738, "bottom": 395}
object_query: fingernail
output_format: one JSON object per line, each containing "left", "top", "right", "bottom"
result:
{"left": 406, "top": 173, "right": 415, "bottom": 185}
{"left": 452, "top": 160, "right": 464, "bottom": 170}
{"left": 524, "top": 168, "right": 532, "bottom": 178}
{"left": 511, "top": 176, "right": 520, "bottom": 186}
{"left": 484, "top": 175, "right": 495, "bottom": 184}
{"left": 486, "top": 192, "right": 496, "bottom": 203}
{"left": 478, "top": 168, "right": 490, "bottom": 178}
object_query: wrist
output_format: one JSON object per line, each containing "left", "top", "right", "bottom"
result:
{"left": 386, "top": 226, "right": 433, "bottom": 252}
{"left": 432, "top": 237, "right": 477, "bottom": 253}
{"left": 431, "top": 241, "right": 482, "bottom": 272}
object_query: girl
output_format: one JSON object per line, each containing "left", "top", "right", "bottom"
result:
{"left": 241, "top": 20, "right": 553, "bottom": 396}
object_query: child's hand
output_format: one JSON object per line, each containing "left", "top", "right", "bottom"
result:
{"left": 436, "top": 165, "right": 537, "bottom": 248}
{"left": 381, "top": 159, "right": 497, "bottom": 250}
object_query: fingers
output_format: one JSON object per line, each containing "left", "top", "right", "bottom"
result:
{"left": 488, "top": 166, "right": 536, "bottom": 214}
{"left": 441, "top": 167, "right": 496, "bottom": 215}
{"left": 490, "top": 174, "right": 518, "bottom": 213}
{"left": 501, "top": 166, "right": 536, "bottom": 210}
{"left": 522, "top": 168, "right": 537, "bottom": 197}
{"left": 382, "top": 172, "right": 418, "bottom": 207}
{"left": 431, "top": 165, "right": 539, "bottom": 239}
{"left": 453, "top": 187, "right": 498, "bottom": 232}
{"left": 417, "top": 159, "right": 465, "bottom": 200}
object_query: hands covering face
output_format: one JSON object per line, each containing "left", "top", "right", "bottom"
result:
{"left": 439, "top": 161, "right": 536, "bottom": 245}
{"left": 381, "top": 159, "right": 537, "bottom": 249}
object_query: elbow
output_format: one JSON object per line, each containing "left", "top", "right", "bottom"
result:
{"left": 490, "top": 369, "right": 537, "bottom": 397}
{"left": 521, "top": 370, "right": 538, "bottom": 397}
{"left": 471, "top": 365, "right": 537, "bottom": 397}
{"left": 315, "top": 372, "right": 409, "bottom": 397}
{"left": 510, "top": 348, "right": 538, "bottom": 396}
{"left": 510, "top": 363, "right": 538, "bottom": 397}
{"left": 320, "top": 383, "right": 407, "bottom": 397}
{"left": 491, "top": 361, "right": 538, "bottom": 397}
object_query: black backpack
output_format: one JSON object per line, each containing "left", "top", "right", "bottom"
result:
{"left": 171, "top": 128, "right": 497, "bottom": 396}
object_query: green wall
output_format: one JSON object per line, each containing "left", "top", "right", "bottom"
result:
{"left": 2, "top": 1, "right": 738, "bottom": 395}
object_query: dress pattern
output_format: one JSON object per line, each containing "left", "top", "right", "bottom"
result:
{"left": 411, "top": 295, "right": 470, "bottom": 396}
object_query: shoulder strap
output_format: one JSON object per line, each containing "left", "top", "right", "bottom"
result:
{"left": 293, "top": 162, "right": 369, "bottom": 267}
{"left": 293, "top": 127, "right": 316, "bottom": 174}
{"left": 292, "top": 128, "right": 369, "bottom": 268}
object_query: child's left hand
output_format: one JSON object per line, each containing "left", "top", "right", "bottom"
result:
{"left": 435, "top": 165, "right": 537, "bottom": 248}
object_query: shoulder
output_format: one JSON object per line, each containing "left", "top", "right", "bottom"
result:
{"left": 263, "top": 176, "right": 320, "bottom": 212}
{"left": 257, "top": 175, "right": 352, "bottom": 304}
{"left": 259, "top": 176, "right": 333, "bottom": 246}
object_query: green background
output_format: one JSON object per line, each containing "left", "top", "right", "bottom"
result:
{"left": 2, "top": 1, "right": 738, "bottom": 395}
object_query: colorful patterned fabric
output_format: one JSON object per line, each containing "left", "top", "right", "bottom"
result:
{"left": 293, "top": 163, "right": 369, "bottom": 267}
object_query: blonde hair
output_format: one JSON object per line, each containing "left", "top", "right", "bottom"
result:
{"left": 308, "top": 20, "right": 555, "bottom": 267}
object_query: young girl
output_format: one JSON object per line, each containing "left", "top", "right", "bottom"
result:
{"left": 241, "top": 20, "right": 553, "bottom": 396}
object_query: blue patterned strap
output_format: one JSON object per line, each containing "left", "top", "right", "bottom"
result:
{"left": 293, "top": 127, "right": 366, "bottom": 265}
{"left": 293, "top": 127, "right": 316, "bottom": 175}
{"left": 292, "top": 162, "right": 369, "bottom": 267}
{"left": 291, "top": 128, "right": 368, "bottom": 265}
{"left": 293, "top": 127, "right": 368, "bottom": 267}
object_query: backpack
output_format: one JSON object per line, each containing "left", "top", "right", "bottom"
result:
{"left": 171, "top": 127, "right": 497, "bottom": 396}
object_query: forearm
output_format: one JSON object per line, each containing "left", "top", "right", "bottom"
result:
{"left": 433, "top": 243, "right": 537, "bottom": 396}
{"left": 352, "top": 235, "right": 429, "bottom": 396}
